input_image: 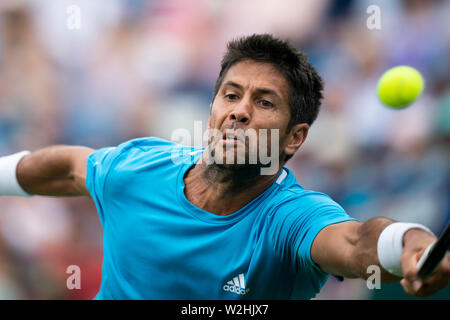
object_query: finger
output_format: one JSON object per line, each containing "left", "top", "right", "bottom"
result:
{"left": 419, "top": 254, "right": 450, "bottom": 293}
{"left": 400, "top": 278, "right": 422, "bottom": 297}
{"left": 408, "top": 253, "right": 450, "bottom": 297}
{"left": 401, "top": 250, "right": 422, "bottom": 291}
{"left": 401, "top": 278, "right": 437, "bottom": 298}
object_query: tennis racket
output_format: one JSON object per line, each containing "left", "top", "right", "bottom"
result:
{"left": 416, "top": 222, "right": 450, "bottom": 281}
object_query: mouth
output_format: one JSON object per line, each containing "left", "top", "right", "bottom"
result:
{"left": 222, "top": 129, "right": 242, "bottom": 140}
{"left": 221, "top": 130, "right": 244, "bottom": 144}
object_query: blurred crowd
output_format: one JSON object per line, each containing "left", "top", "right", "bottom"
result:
{"left": 0, "top": 0, "right": 448, "bottom": 299}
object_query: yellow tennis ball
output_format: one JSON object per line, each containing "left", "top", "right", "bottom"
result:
{"left": 377, "top": 66, "right": 425, "bottom": 108}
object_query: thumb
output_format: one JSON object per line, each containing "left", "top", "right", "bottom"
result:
{"left": 401, "top": 249, "right": 423, "bottom": 293}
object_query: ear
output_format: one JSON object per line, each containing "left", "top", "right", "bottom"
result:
{"left": 283, "top": 123, "right": 309, "bottom": 157}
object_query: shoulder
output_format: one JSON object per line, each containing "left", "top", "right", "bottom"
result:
{"left": 278, "top": 190, "right": 345, "bottom": 213}
{"left": 114, "top": 136, "right": 182, "bottom": 156}
{"left": 264, "top": 169, "right": 356, "bottom": 272}
{"left": 87, "top": 136, "right": 203, "bottom": 181}
{"left": 270, "top": 168, "right": 346, "bottom": 215}
{"left": 125, "top": 136, "right": 181, "bottom": 151}
{"left": 98, "top": 136, "right": 198, "bottom": 168}
{"left": 265, "top": 168, "right": 353, "bottom": 232}
{"left": 88, "top": 136, "right": 177, "bottom": 161}
{"left": 268, "top": 189, "right": 347, "bottom": 229}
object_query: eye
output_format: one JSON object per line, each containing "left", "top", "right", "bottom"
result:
{"left": 225, "top": 93, "right": 239, "bottom": 101}
{"left": 258, "top": 99, "right": 274, "bottom": 107}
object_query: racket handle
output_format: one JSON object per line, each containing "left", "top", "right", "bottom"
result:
{"left": 416, "top": 242, "right": 446, "bottom": 281}
{"left": 416, "top": 243, "right": 434, "bottom": 271}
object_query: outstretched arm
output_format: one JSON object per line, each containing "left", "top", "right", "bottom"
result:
{"left": 311, "top": 217, "right": 450, "bottom": 297}
{"left": 1, "top": 146, "right": 94, "bottom": 197}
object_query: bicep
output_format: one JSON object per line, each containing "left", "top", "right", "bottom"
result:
{"left": 310, "top": 220, "right": 361, "bottom": 278}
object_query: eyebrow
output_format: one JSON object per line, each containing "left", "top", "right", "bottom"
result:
{"left": 223, "top": 81, "right": 282, "bottom": 100}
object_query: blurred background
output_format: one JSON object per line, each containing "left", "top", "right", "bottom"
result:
{"left": 0, "top": 0, "right": 448, "bottom": 299}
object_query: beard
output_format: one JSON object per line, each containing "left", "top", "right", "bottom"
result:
{"left": 203, "top": 127, "right": 280, "bottom": 176}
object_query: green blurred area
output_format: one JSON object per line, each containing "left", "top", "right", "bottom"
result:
{"left": 371, "top": 281, "right": 450, "bottom": 300}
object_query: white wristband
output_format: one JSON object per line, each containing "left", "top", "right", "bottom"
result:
{"left": 0, "top": 151, "right": 33, "bottom": 197}
{"left": 377, "top": 222, "right": 433, "bottom": 277}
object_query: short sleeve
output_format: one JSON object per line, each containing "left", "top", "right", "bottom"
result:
{"left": 85, "top": 145, "right": 123, "bottom": 226}
{"left": 294, "top": 202, "right": 357, "bottom": 274}
{"left": 85, "top": 137, "right": 181, "bottom": 226}
{"left": 270, "top": 192, "right": 358, "bottom": 276}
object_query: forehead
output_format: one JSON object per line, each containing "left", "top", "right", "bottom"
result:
{"left": 222, "top": 60, "right": 290, "bottom": 101}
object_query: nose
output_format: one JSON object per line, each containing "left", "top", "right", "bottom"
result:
{"left": 229, "top": 98, "right": 251, "bottom": 125}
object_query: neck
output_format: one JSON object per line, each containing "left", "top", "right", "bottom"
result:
{"left": 184, "top": 154, "right": 282, "bottom": 216}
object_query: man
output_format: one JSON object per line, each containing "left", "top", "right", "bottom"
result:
{"left": 0, "top": 34, "right": 449, "bottom": 299}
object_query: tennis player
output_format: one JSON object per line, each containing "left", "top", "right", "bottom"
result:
{"left": 0, "top": 34, "right": 448, "bottom": 299}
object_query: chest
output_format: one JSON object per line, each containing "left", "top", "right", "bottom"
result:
{"left": 103, "top": 195, "right": 290, "bottom": 298}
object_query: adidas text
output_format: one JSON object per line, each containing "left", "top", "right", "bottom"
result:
{"left": 222, "top": 284, "right": 250, "bottom": 295}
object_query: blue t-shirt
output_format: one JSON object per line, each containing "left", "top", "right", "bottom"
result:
{"left": 86, "top": 137, "right": 356, "bottom": 300}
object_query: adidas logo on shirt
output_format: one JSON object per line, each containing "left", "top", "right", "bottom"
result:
{"left": 222, "top": 273, "right": 250, "bottom": 295}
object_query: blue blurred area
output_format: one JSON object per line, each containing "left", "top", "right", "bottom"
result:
{"left": 0, "top": 0, "right": 448, "bottom": 299}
